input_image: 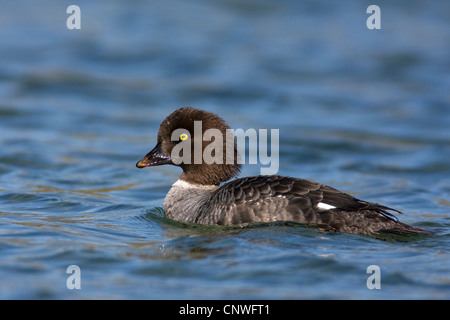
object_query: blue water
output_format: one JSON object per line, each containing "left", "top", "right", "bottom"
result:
{"left": 1, "top": 0, "right": 449, "bottom": 299}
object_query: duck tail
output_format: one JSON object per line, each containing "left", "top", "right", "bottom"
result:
{"left": 379, "top": 222, "right": 434, "bottom": 237}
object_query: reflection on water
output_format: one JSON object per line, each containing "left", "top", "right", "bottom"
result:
{"left": 0, "top": 0, "right": 449, "bottom": 299}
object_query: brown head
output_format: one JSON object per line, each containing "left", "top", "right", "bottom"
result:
{"left": 136, "top": 107, "right": 241, "bottom": 185}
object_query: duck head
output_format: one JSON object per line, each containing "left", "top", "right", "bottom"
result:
{"left": 136, "top": 107, "right": 241, "bottom": 185}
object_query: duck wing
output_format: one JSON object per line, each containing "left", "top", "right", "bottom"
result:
{"left": 201, "top": 175, "right": 401, "bottom": 230}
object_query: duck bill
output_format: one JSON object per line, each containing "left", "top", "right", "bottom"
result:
{"left": 136, "top": 142, "right": 173, "bottom": 168}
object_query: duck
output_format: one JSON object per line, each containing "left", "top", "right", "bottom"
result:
{"left": 136, "top": 107, "right": 430, "bottom": 236}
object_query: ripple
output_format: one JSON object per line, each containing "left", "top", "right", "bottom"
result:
{"left": 1, "top": 0, "right": 449, "bottom": 300}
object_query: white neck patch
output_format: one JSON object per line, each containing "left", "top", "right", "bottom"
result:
{"left": 172, "top": 179, "right": 219, "bottom": 190}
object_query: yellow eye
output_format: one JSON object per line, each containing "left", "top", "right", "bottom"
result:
{"left": 179, "top": 133, "right": 188, "bottom": 141}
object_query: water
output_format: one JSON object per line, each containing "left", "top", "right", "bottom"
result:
{"left": 1, "top": 0, "right": 449, "bottom": 299}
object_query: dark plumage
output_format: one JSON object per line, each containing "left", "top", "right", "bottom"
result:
{"left": 136, "top": 107, "right": 431, "bottom": 236}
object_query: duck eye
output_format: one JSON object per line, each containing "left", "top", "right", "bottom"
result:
{"left": 179, "top": 133, "right": 188, "bottom": 141}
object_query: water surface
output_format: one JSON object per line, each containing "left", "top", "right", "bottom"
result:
{"left": 0, "top": 0, "right": 449, "bottom": 299}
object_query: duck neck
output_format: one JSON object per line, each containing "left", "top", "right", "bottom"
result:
{"left": 163, "top": 179, "right": 219, "bottom": 223}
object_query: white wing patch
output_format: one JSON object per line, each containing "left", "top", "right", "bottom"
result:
{"left": 317, "top": 202, "right": 337, "bottom": 211}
